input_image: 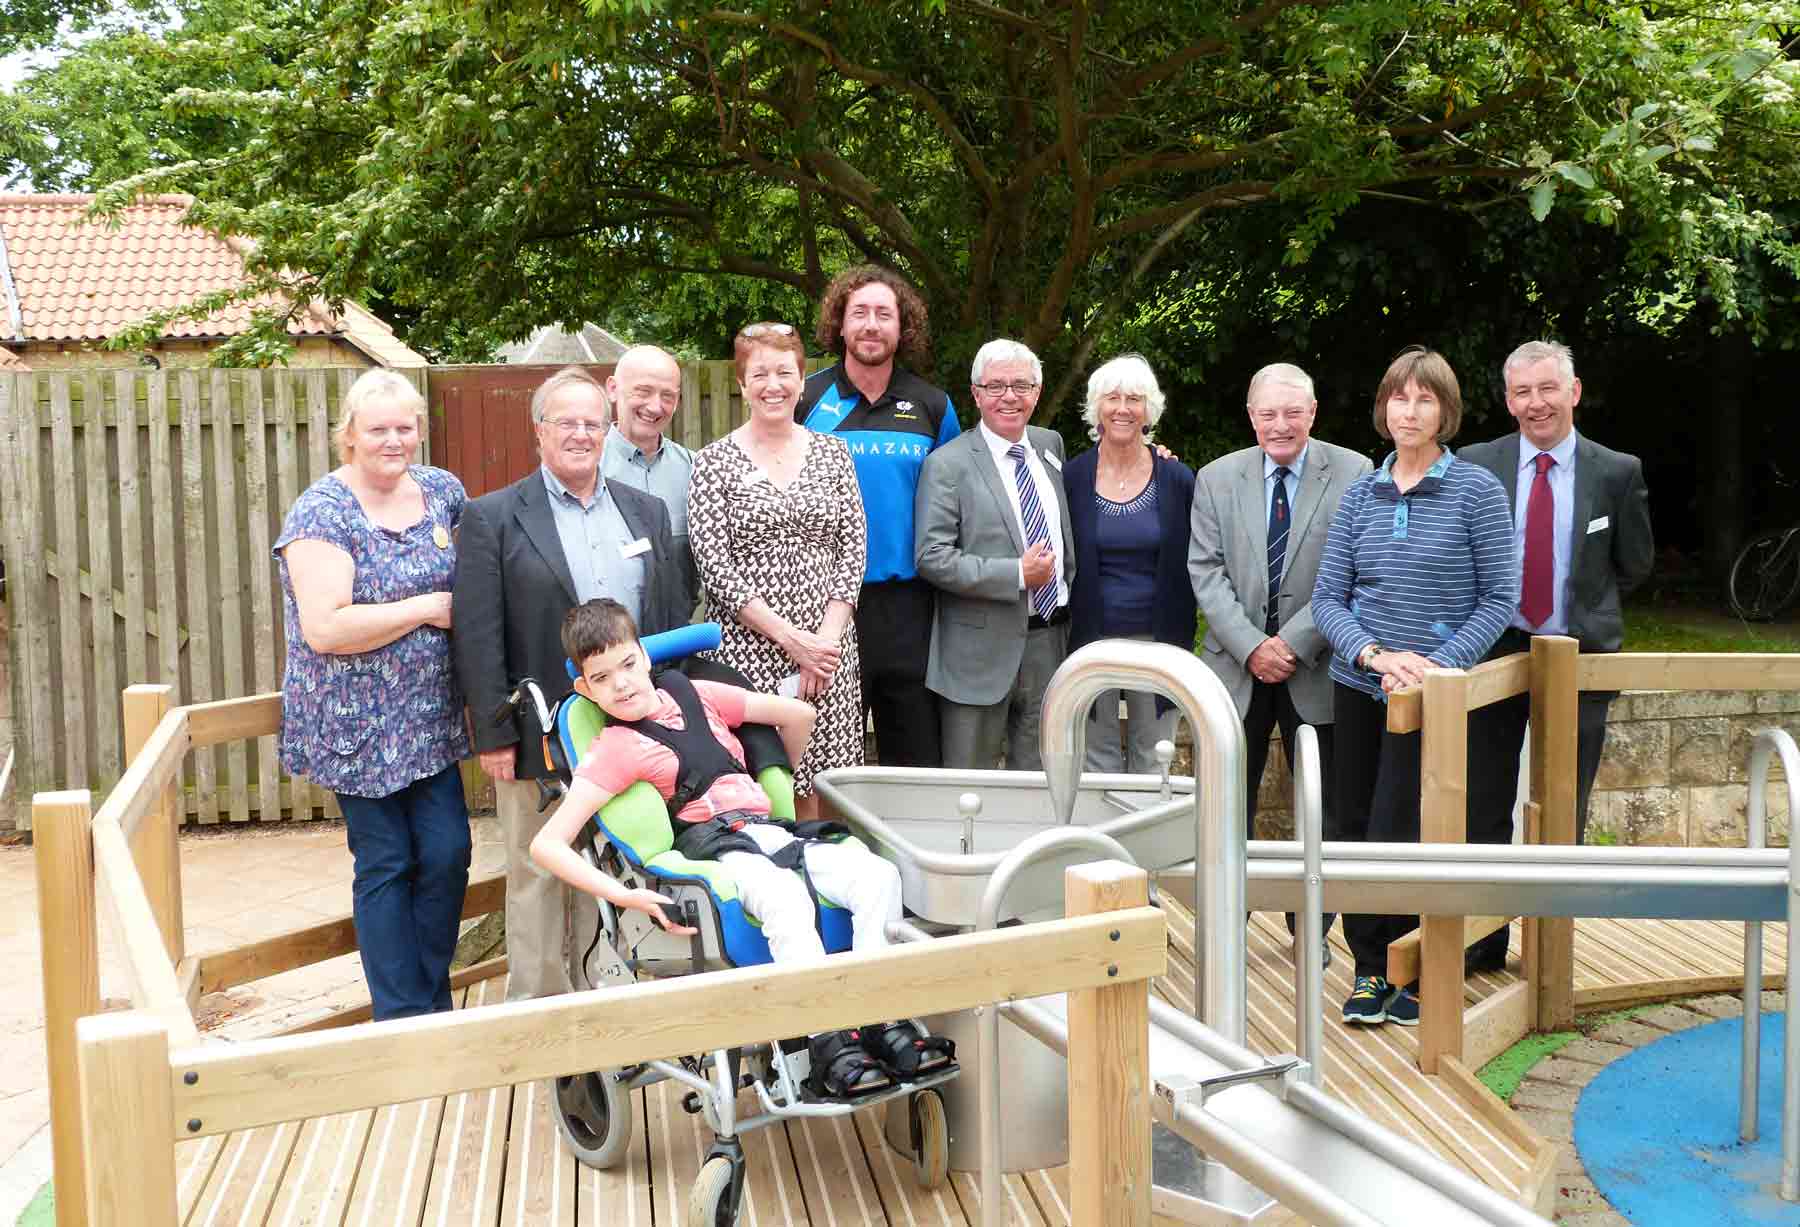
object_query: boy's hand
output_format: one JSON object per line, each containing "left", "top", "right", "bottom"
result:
{"left": 622, "top": 888, "right": 699, "bottom": 935}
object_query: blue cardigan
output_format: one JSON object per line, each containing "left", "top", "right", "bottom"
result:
{"left": 1065, "top": 444, "right": 1199, "bottom": 659}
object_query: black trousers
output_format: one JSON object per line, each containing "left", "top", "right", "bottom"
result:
{"left": 1333, "top": 682, "right": 1428, "bottom": 981}
{"left": 855, "top": 578, "right": 942, "bottom": 768}
{"left": 1465, "top": 629, "right": 1615, "bottom": 964}
{"left": 1245, "top": 680, "right": 1336, "bottom": 936}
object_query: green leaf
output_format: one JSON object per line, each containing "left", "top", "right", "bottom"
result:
{"left": 1529, "top": 180, "right": 1556, "bottom": 222}
{"left": 1730, "top": 49, "right": 1773, "bottom": 81}
{"left": 1553, "top": 163, "right": 1595, "bottom": 190}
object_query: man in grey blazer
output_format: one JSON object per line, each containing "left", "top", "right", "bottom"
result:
{"left": 1188, "top": 363, "right": 1371, "bottom": 947}
{"left": 916, "top": 339, "right": 1075, "bottom": 769}
{"left": 1459, "top": 341, "right": 1654, "bottom": 966}
{"left": 453, "top": 366, "right": 687, "bottom": 1001}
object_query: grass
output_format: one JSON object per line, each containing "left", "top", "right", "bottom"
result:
{"left": 1196, "top": 604, "right": 1799, "bottom": 656}
{"left": 1622, "top": 607, "right": 1800, "bottom": 653}
{"left": 1477, "top": 1004, "right": 1666, "bottom": 1102}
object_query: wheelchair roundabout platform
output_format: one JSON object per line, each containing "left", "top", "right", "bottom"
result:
{"left": 1575, "top": 1001, "right": 1800, "bottom": 1227}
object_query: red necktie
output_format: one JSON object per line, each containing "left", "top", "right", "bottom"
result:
{"left": 1520, "top": 452, "right": 1555, "bottom": 628}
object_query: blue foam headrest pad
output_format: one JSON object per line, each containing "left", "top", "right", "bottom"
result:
{"left": 643, "top": 622, "right": 723, "bottom": 663}
{"left": 563, "top": 622, "right": 724, "bottom": 681}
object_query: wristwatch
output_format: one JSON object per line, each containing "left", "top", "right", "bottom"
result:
{"left": 1357, "top": 643, "right": 1384, "bottom": 671}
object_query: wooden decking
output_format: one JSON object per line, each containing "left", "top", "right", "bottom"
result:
{"left": 172, "top": 911, "right": 1785, "bottom": 1226}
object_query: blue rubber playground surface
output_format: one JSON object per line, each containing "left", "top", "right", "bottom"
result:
{"left": 1576, "top": 1011, "right": 1800, "bottom": 1225}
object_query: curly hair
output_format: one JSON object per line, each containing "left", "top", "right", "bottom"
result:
{"left": 813, "top": 264, "right": 932, "bottom": 371}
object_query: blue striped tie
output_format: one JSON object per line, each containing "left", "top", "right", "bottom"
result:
{"left": 1007, "top": 443, "right": 1059, "bottom": 622}
{"left": 1266, "top": 466, "right": 1290, "bottom": 634}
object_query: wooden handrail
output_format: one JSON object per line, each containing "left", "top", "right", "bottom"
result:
{"left": 93, "top": 707, "right": 188, "bottom": 845}
{"left": 89, "top": 816, "right": 199, "bottom": 1047}
{"left": 1579, "top": 652, "right": 1800, "bottom": 693}
{"left": 182, "top": 692, "right": 283, "bottom": 748}
{"left": 197, "top": 873, "right": 506, "bottom": 995}
{"left": 1385, "top": 651, "right": 1531, "bottom": 734}
{"left": 165, "top": 905, "right": 1167, "bottom": 1138}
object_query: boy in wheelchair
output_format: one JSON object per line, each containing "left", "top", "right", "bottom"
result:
{"left": 530, "top": 598, "right": 954, "bottom": 1102}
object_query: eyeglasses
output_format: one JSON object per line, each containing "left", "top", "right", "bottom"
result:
{"left": 542, "top": 417, "right": 607, "bottom": 437}
{"left": 740, "top": 322, "right": 797, "bottom": 339}
{"left": 975, "top": 380, "right": 1039, "bottom": 397}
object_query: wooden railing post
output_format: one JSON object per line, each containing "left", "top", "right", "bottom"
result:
{"left": 122, "top": 685, "right": 183, "bottom": 965}
{"left": 1418, "top": 668, "right": 1470, "bottom": 1074}
{"left": 1065, "top": 861, "right": 1152, "bottom": 1227}
{"left": 35, "top": 789, "right": 99, "bottom": 1227}
{"left": 1531, "top": 635, "right": 1579, "bottom": 1031}
{"left": 76, "top": 1011, "right": 179, "bottom": 1227}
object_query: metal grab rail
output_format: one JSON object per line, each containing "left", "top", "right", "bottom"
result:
{"left": 1293, "top": 724, "right": 1326, "bottom": 1087}
{"left": 1734, "top": 728, "right": 1800, "bottom": 1199}
{"left": 975, "top": 827, "right": 1137, "bottom": 1227}
{"left": 1038, "top": 640, "right": 1249, "bottom": 1039}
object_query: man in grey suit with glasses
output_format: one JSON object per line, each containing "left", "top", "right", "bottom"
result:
{"left": 915, "top": 339, "right": 1075, "bottom": 770}
{"left": 1189, "top": 362, "right": 1371, "bottom": 958}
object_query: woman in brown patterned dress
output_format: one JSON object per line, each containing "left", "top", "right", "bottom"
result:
{"left": 688, "top": 322, "right": 867, "bottom": 818}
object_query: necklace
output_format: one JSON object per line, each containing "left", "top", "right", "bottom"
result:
{"left": 1099, "top": 448, "right": 1148, "bottom": 495}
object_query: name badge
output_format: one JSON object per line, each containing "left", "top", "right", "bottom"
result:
{"left": 620, "top": 537, "right": 652, "bottom": 559}
{"left": 1587, "top": 516, "right": 1609, "bottom": 534}
{"left": 1042, "top": 451, "right": 1062, "bottom": 472}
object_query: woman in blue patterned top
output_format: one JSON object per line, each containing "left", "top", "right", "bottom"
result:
{"left": 1064, "top": 354, "right": 1197, "bottom": 772}
{"left": 1311, "top": 347, "right": 1518, "bottom": 1029}
{"left": 274, "top": 369, "right": 472, "bottom": 1021}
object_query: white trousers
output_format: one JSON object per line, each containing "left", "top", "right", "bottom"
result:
{"left": 718, "top": 823, "right": 903, "bottom": 964}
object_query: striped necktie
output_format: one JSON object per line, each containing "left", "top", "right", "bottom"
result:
{"left": 1006, "top": 443, "right": 1059, "bottom": 622}
{"left": 1266, "top": 466, "right": 1290, "bottom": 634}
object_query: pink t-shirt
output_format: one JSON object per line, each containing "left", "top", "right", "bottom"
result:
{"left": 573, "top": 681, "right": 771, "bottom": 827}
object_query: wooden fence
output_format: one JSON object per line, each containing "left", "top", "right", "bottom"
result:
{"left": 428, "top": 358, "right": 827, "bottom": 498}
{"left": 0, "top": 361, "right": 780, "bottom": 829}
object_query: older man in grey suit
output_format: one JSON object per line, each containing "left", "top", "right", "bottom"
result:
{"left": 1189, "top": 362, "right": 1371, "bottom": 947}
{"left": 1457, "top": 340, "right": 1653, "bottom": 971}
{"left": 916, "top": 339, "right": 1075, "bottom": 769}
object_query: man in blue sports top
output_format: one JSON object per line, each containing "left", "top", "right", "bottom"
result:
{"left": 798, "top": 266, "right": 962, "bottom": 767}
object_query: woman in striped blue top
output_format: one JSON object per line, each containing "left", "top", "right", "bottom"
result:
{"left": 1311, "top": 347, "right": 1519, "bottom": 1028}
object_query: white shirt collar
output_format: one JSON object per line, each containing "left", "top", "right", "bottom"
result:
{"left": 1517, "top": 428, "right": 1578, "bottom": 472}
{"left": 1263, "top": 443, "right": 1308, "bottom": 482}
{"left": 978, "top": 420, "right": 1032, "bottom": 462}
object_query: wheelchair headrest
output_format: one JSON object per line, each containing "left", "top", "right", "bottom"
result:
{"left": 564, "top": 621, "right": 724, "bottom": 681}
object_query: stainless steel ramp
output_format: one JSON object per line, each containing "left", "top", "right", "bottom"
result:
{"left": 1005, "top": 993, "right": 1553, "bottom": 1227}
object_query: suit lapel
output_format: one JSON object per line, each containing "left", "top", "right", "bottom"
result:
{"left": 1567, "top": 433, "right": 1598, "bottom": 579}
{"left": 1496, "top": 433, "right": 1522, "bottom": 507}
{"left": 972, "top": 432, "right": 1026, "bottom": 554}
{"left": 1286, "top": 446, "right": 1330, "bottom": 562}
{"left": 1238, "top": 450, "right": 1267, "bottom": 552}
{"left": 515, "top": 472, "right": 580, "bottom": 605}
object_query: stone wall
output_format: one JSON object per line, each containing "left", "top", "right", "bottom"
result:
{"left": 1210, "top": 688, "right": 1800, "bottom": 848}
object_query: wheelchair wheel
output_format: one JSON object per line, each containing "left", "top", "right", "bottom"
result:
{"left": 911, "top": 1088, "right": 949, "bottom": 1190}
{"left": 555, "top": 1069, "right": 634, "bottom": 1169}
{"left": 687, "top": 1154, "right": 739, "bottom": 1227}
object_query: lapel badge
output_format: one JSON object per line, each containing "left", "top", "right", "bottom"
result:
{"left": 433, "top": 523, "right": 451, "bottom": 549}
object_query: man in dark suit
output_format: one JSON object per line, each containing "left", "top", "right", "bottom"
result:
{"left": 915, "top": 339, "right": 1075, "bottom": 769}
{"left": 452, "top": 366, "right": 686, "bottom": 1000}
{"left": 1458, "top": 340, "right": 1654, "bottom": 972}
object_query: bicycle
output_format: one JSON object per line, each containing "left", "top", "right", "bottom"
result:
{"left": 1730, "top": 472, "right": 1800, "bottom": 622}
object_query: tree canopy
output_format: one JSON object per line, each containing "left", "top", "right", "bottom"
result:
{"left": 2, "top": 0, "right": 1796, "bottom": 399}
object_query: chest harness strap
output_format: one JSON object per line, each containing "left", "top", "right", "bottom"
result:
{"left": 613, "top": 672, "right": 851, "bottom": 915}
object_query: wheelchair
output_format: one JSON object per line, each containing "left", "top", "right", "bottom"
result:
{"left": 508, "top": 624, "right": 955, "bottom": 1227}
